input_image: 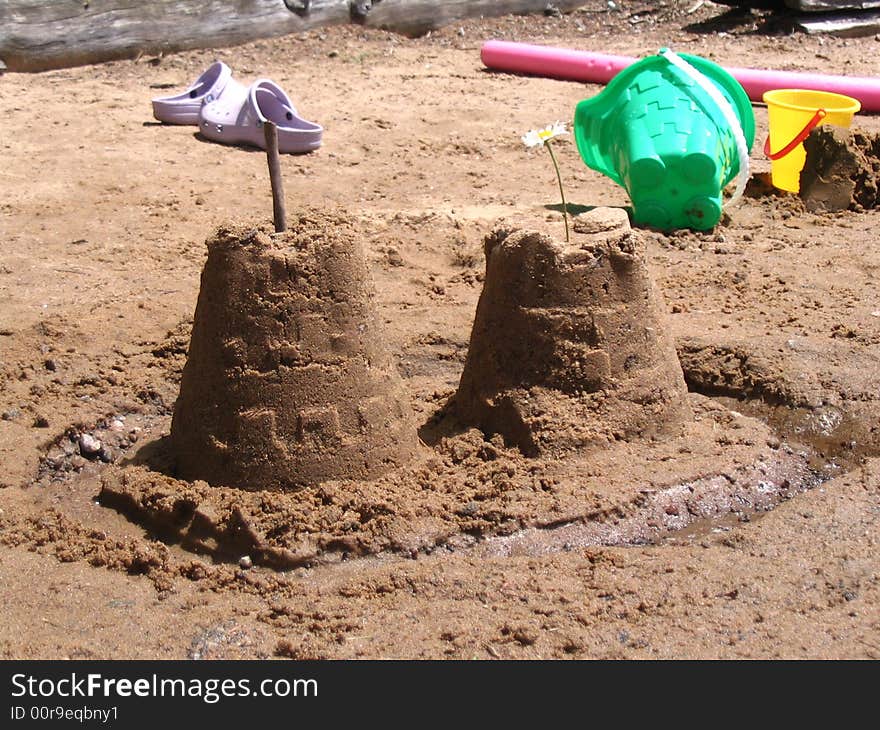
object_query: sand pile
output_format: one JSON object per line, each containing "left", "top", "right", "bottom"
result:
{"left": 800, "top": 124, "right": 880, "bottom": 212}
{"left": 170, "top": 210, "right": 418, "bottom": 491}
{"left": 455, "top": 210, "right": 692, "bottom": 457}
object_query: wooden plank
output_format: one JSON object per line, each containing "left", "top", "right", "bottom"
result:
{"left": 785, "top": 1, "right": 880, "bottom": 10}
{"left": 795, "top": 9, "right": 880, "bottom": 35}
{"left": 0, "top": 0, "right": 587, "bottom": 72}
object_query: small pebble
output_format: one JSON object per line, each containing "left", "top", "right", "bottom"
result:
{"left": 78, "top": 433, "right": 102, "bottom": 457}
{"left": 44, "top": 453, "right": 64, "bottom": 469}
{"left": 33, "top": 415, "right": 50, "bottom": 428}
{"left": 239, "top": 555, "right": 253, "bottom": 570}
{"left": 98, "top": 445, "right": 114, "bottom": 463}
{"left": 1, "top": 408, "right": 20, "bottom": 421}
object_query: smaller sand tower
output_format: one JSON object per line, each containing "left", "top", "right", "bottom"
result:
{"left": 456, "top": 210, "right": 692, "bottom": 456}
{"left": 170, "top": 210, "right": 417, "bottom": 491}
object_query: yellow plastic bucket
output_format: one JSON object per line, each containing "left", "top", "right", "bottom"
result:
{"left": 763, "top": 89, "right": 860, "bottom": 193}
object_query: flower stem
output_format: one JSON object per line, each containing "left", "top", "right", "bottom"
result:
{"left": 544, "top": 140, "right": 570, "bottom": 243}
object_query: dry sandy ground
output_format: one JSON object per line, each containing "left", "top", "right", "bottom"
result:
{"left": 1, "top": 1, "right": 879, "bottom": 659}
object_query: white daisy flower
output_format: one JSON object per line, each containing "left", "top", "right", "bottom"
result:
{"left": 521, "top": 121, "right": 569, "bottom": 149}
{"left": 521, "top": 121, "right": 572, "bottom": 243}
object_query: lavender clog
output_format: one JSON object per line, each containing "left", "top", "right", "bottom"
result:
{"left": 198, "top": 79, "right": 323, "bottom": 153}
{"left": 151, "top": 61, "right": 241, "bottom": 125}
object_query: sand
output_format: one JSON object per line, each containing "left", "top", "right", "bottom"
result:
{"left": 1, "top": 1, "right": 880, "bottom": 659}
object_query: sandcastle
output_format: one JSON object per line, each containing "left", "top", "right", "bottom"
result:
{"left": 170, "top": 210, "right": 418, "bottom": 491}
{"left": 100, "top": 207, "right": 807, "bottom": 567}
{"left": 455, "top": 210, "right": 692, "bottom": 456}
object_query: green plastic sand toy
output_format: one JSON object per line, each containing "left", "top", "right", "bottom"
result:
{"left": 574, "top": 50, "right": 755, "bottom": 231}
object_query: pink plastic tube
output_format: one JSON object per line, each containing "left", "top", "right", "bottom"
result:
{"left": 481, "top": 40, "right": 880, "bottom": 112}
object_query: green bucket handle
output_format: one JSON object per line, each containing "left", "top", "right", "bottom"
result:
{"left": 763, "top": 108, "right": 827, "bottom": 160}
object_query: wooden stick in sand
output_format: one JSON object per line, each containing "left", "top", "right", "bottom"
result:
{"left": 263, "top": 121, "right": 287, "bottom": 233}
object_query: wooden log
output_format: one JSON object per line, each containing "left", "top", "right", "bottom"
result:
{"left": 0, "top": 0, "right": 347, "bottom": 72}
{"left": 0, "top": 0, "right": 587, "bottom": 73}
{"left": 364, "top": 0, "right": 587, "bottom": 37}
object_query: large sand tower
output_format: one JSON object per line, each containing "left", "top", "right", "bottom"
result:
{"left": 456, "top": 211, "right": 692, "bottom": 456}
{"left": 171, "top": 210, "right": 417, "bottom": 490}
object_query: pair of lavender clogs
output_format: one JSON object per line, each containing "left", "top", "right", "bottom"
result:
{"left": 151, "top": 61, "right": 322, "bottom": 154}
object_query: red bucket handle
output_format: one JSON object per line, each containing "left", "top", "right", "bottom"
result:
{"left": 763, "top": 108, "right": 827, "bottom": 160}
